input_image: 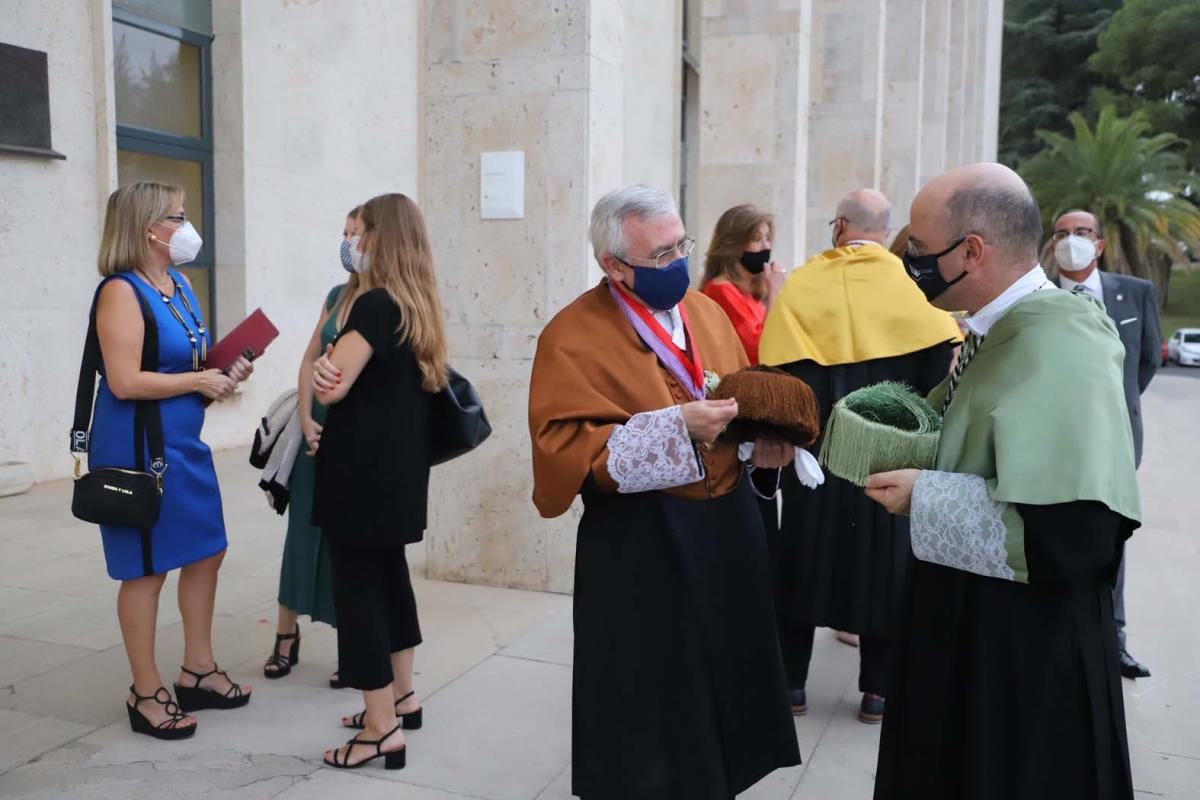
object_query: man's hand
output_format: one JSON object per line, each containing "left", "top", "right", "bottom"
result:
{"left": 680, "top": 398, "right": 738, "bottom": 444}
{"left": 750, "top": 436, "right": 793, "bottom": 469}
{"left": 865, "top": 469, "right": 920, "bottom": 516}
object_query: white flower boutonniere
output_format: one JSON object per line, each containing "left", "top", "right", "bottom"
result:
{"left": 703, "top": 370, "right": 721, "bottom": 398}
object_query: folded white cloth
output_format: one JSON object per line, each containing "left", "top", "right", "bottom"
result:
{"left": 737, "top": 442, "right": 826, "bottom": 490}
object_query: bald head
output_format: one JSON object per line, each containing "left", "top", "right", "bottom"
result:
{"left": 833, "top": 189, "right": 891, "bottom": 245}
{"left": 907, "top": 163, "right": 1043, "bottom": 312}
{"left": 915, "top": 163, "right": 1042, "bottom": 266}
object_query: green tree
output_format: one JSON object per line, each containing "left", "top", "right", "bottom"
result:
{"left": 1089, "top": 0, "right": 1200, "bottom": 173}
{"left": 999, "top": 0, "right": 1122, "bottom": 168}
{"left": 1022, "top": 107, "right": 1200, "bottom": 302}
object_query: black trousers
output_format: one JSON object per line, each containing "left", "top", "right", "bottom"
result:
{"left": 327, "top": 539, "right": 422, "bottom": 691}
{"left": 778, "top": 624, "right": 891, "bottom": 697}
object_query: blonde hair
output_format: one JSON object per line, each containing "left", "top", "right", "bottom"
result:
{"left": 702, "top": 204, "right": 774, "bottom": 301}
{"left": 98, "top": 182, "right": 183, "bottom": 277}
{"left": 359, "top": 193, "right": 449, "bottom": 392}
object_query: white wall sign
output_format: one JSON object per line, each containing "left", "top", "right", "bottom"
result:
{"left": 480, "top": 150, "right": 525, "bottom": 220}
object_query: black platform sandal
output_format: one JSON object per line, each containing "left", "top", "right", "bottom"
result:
{"left": 344, "top": 690, "right": 422, "bottom": 731}
{"left": 174, "top": 665, "right": 251, "bottom": 712}
{"left": 328, "top": 671, "right": 343, "bottom": 689}
{"left": 127, "top": 685, "right": 197, "bottom": 740}
{"left": 263, "top": 628, "right": 300, "bottom": 679}
{"left": 323, "top": 722, "right": 406, "bottom": 770}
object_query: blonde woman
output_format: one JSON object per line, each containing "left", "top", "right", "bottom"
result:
{"left": 310, "top": 193, "right": 449, "bottom": 770}
{"left": 89, "top": 182, "right": 254, "bottom": 739}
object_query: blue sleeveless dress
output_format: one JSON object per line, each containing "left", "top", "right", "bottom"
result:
{"left": 90, "top": 270, "right": 227, "bottom": 580}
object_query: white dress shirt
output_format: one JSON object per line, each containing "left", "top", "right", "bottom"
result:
{"left": 652, "top": 306, "right": 688, "bottom": 349}
{"left": 965, "top": 264, "right": 1054, "bottom": 337}
{"left": 1058, "top": 267, "right": 1104, "bottom": 304}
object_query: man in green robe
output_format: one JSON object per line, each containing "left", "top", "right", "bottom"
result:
{"left": 865, "top": 163, "right": 1140, "bottom": 800}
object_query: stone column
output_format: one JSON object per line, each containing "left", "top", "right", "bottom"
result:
{"left": 880, "top": 0, "right": 927, "bottom": 229}
{"left": 694, "top": 0, "right": 813, "bottom": 269}
{"left": 421, "top": 0, "right": 672, "bottom": 592}
{"left": 919, "top": 0, "right": 950, "bottom": 184}
{"left": 978, "top": 0, "right": 1004, "bottom": 161}
{"left": 804, "top": 0, "right": 888, "bottom": 255}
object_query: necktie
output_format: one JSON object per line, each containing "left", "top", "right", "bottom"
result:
{"left": 943, "top": 332, "right": 984, "bottom": 414}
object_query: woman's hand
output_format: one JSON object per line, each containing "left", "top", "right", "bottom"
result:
{"left": 312, "top": 344, "right": 341, "bottom": 394}
{"left": 195, "top": 369, "right": 237, "bottom": 402}
{"left": 764, "top": 261, "right": 787, "bottom": 306}
{"left": 226, "top": 355, "right": 254, "bottom": 383}
{"left": 301, "top": 415, "right": 323, "bottom": 456}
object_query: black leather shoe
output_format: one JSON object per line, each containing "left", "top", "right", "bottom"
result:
{"left": 1119, "top": 650, "right": 1151, "bottom": 679}
{"left": 858, "top": 693, "right": 885, "bottom": 724}
{"left": 789, "top": 688, "right": 807, "bottom": 716}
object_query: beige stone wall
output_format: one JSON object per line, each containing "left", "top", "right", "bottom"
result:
{"left": 0, "top": 1, "right": 116, "bottom": 481}
{"left": 6, "top": 0, "right": 1003, "bottom": 593}
{"left": 695, "top": 1, "right": 813, "bottom": 271}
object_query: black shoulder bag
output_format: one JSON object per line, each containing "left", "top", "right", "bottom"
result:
{"left": 70, "top": 276, "right": 167, "bottom": 544}
{"left": 430, "top": 367, "right": 492, "bottom": 466}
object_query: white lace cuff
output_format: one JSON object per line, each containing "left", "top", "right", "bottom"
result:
{"left": 606, "top": 406, "right": 704, "bottom": 494}
{"left": 910, "top": 470, "right": 1016, "bottom": 581}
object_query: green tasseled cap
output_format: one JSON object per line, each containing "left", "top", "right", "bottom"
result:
{"left": 818, "top": 381, "right": 941, "bottom": 487}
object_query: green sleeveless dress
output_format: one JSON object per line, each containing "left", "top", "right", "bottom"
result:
{"left": 276, "top": 285, "right": 345, "bottom": 625}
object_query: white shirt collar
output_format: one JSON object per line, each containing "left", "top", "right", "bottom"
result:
{"left": 1058, "top": 267, "right": 1103, "bottom": 299}
{"left": 652, "top": 305, "right": 688, "bottom": 349}
{"left": 965, "top": 264, "right": 1053, "bottom": 337}
{"left": 845, "top": 239, "right": 883, "bottom": 248}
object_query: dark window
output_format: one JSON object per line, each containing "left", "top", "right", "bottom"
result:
{"left": 0, "top": 43, "right": 65, "bottom": 159}
{"left": 113, "top": 3, "right": 216, "bottom": 328}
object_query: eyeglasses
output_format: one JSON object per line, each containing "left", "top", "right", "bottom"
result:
{"left": 1052, "top": 227, "right": 1096, "bottom": 242}
{"left": 618, "top": 236, "right": 696, "bottom": 268}
{"left": 162, "top": 213, "right": 188, "bottom": 225}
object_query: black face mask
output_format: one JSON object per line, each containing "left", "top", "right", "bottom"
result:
{"left": 740, "top": 248, "right": 771, "bottom": 274}
{"left": 902, "top": 237, "right": 967, "bottom": 301}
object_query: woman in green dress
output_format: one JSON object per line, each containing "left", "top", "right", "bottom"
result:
{"left": 263, "top": 207, "right": 365, "bottom": 685}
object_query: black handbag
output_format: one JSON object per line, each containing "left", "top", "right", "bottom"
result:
{"left": 430, "top": 367, "right": 492, "bottom": 465}
{"left": 70, "top": 276, "right": 167, "bottom": 538}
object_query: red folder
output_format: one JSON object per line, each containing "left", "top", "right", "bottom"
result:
{"left": 206, "top": 308, "right": 279, "bottom": 372}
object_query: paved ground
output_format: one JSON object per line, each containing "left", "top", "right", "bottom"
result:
{"left": 0, "top": 374, "right": 1196, "bottom": 799}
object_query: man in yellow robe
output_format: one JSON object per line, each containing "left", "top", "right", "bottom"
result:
{"left": 759, "top": 189, "right": 962, "bottom": 723}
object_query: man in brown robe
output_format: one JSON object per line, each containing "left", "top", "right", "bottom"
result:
{"left": 528, "top": 185, "right": 801, "bottom": 800}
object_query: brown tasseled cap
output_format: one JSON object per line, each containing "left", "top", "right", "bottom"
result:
{"left": 710, "top": 365, "right": 821, "bottom": 447}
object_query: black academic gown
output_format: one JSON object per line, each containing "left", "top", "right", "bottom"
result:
{"left": 875, "top": 501, "right": 1135, "bottom": 800}
{"left": 572, "top": 477, "right": 801, "bottom": 800}
{"left": 773, "top": 344, "right": 954, "bottom": 641}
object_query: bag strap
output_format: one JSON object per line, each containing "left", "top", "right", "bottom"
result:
{"left": 71, "top": 275, "right": 165, "bottom": 473}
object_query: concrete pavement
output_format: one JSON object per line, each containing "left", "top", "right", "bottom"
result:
{"left": 0, "top": 374, "right": 1196, "bottom": 798}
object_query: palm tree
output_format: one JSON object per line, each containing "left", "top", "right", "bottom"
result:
{"left": 1021, "top": 106, "right": 1200, "bottom": 302}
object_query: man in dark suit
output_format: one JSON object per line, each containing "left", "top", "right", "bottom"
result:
{"left": 1052, "top": 209, "right": 1161, "bottom": 679}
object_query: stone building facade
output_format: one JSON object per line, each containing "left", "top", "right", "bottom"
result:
{"left": 0, "top": 0, "right": 1001, "bottom": 592}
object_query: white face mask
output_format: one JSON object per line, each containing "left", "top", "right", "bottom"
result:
{"left": 1054, "top": 234, "right": 1097, "bottom": 273}
{"left": 347, "top": 235, "right": 369, "bottom": 274}
{"left": 154, "top": 220, "right": 203, "bottom": 265}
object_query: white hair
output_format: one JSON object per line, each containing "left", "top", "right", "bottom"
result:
{"left": 589, "top": 185, "right": 679, "bottom": 262}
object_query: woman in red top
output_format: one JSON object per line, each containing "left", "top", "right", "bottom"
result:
{"left": 700, "top": 205, "right": 786, "bottom": 364}
{"left": 700, "top": 205, "right": 788, "bottom": 536}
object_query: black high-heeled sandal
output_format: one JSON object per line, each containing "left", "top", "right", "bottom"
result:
{"left": 263, "top": 628, "right": 300, "bottom": 679}
{"left": 174, "top": 665, "right": 251, "bottom": 712}
{"left": 126, "top": 685, "right": 197, "bottom": 740}
{"left": 343, "top": 690, "right": 422, "bottom": 731}
{"left": 323, "top": 722, "right": 406, "bottom": 770}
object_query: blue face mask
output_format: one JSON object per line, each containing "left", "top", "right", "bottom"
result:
{"left": 339, "top": 238, "right": 354, "bottom": 273}
{"left": 626, "top": 256, "right": 691, "bottom": 310}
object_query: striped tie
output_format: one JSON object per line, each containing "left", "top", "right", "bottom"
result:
{"left": 943, "top": 332, "right": 984, "bottom": 414}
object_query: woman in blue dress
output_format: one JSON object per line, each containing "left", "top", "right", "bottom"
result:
{"left": 90, "top": 182, "right": 255, "bottom": 739}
